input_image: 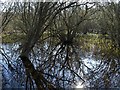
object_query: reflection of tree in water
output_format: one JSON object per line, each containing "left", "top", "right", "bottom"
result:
{"left": 2, "top": 41, "right": 120, "bottom": 89}
{"left": 1, "top": 44, "right": 26, "bottom": 88}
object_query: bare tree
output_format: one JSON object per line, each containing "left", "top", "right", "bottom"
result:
{"left": 1, "top": 1, "right": 101, "bottom": 89}
{"left": 15, "top": 1, "right": 85, "bottom": 89}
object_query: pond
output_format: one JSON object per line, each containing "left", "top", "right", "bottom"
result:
{"left": 0, "top": 43, "right": 120, "bottom": 89}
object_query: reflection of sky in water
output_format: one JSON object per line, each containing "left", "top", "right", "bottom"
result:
{"left": 83, "top": 58, "right": 100, "bottom": 70}
{"left": 76, "top": 81, "right": 84, "bottom": 88}
{"left": 75, "top": 52, "right": 101, "bottom": 88}
{"left": 1, "top": 43, "right": 101, "bottom": 88}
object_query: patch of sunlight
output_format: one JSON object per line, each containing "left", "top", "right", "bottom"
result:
{"left": 75, "top": 81, "right": 84, "bottom": 89}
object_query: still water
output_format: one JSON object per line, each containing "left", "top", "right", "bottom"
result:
{"left": 0, "top": 43, "right": 119, "bottom": 89}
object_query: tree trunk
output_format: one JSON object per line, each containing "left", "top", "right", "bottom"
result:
{"left": 20, "top": 55, "right": 55, "bottom": 90}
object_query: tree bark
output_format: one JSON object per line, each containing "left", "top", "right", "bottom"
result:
{"left": 20, "top": 55, "right": 55, "bottom": 90}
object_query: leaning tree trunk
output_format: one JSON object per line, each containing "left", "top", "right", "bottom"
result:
{"left": 18, "top": 3, "right": 56, "bottom": 89}
{"left": 19, "top": 37, "right": 55, "bottom": 89}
